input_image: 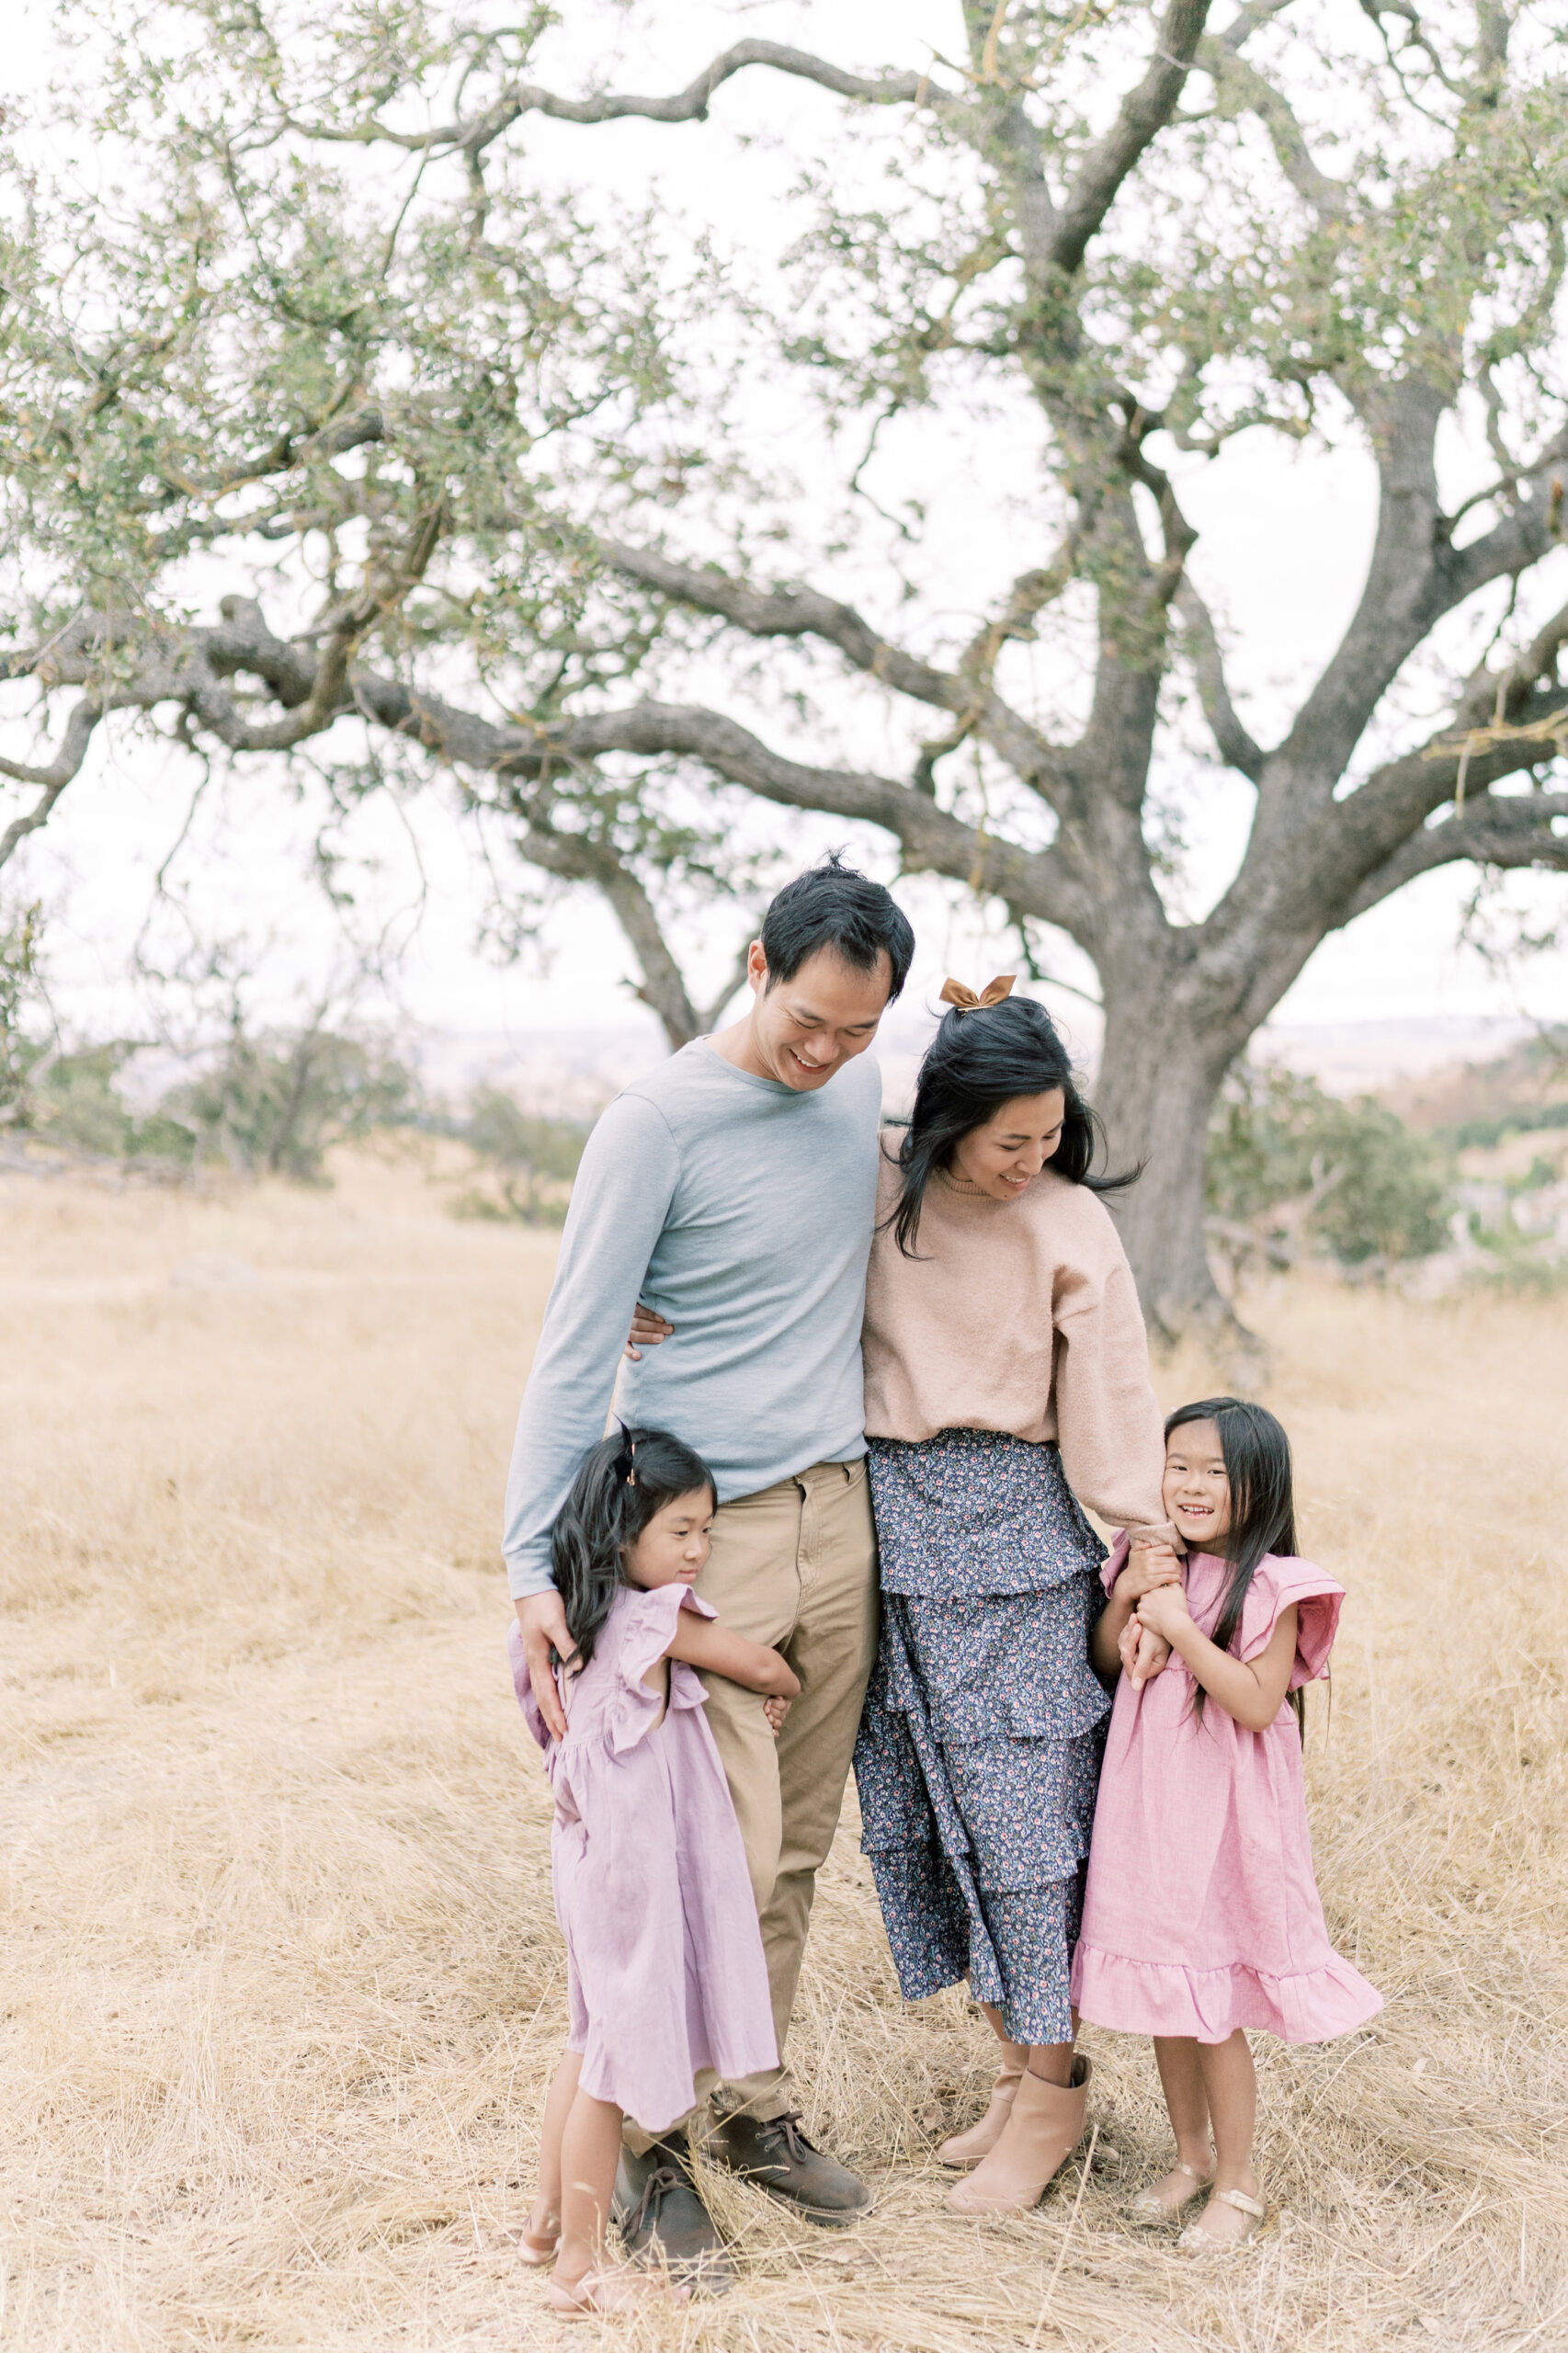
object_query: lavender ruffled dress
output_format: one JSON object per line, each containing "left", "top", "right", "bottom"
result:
{"left": 509, "top": 1584, "right": 777, "bottom": 2134}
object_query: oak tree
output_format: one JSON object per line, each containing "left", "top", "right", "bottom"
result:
{"left": 4, "top": 0, "right": 1566, "bottom": 1324}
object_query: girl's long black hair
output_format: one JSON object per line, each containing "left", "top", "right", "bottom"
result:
{"left": 549, "top": 1425, "right": 716, "bottom": 1670}
{"left": 891, "top": 994, "right": 1138, "bottom": 1256}
{"left": 1166, "top": 1396, "right": 1302, "bottom": 1733}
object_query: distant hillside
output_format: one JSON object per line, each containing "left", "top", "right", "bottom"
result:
{"left": 1380, "top": 1029, "right": 1568, "bottom": 1145}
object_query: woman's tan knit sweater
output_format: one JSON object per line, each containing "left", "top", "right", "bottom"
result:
{"left": 862, "top": 1143, "right": 1170, "bottom": 1539}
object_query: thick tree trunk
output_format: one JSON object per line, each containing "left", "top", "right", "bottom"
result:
{"left": 1090, "top": 960, "right": 1244, "bottom": 1340}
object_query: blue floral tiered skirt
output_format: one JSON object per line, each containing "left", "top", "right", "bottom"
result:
{"left": 854, "top": 1430, "right": 1110, "bottom": 2047}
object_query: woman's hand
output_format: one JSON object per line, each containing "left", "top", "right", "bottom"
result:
{"left": 1135, "top": 1578, "right": 1192, "bottom": 1644}
{"left": 625, "top": 1302, "right": 674, "bottom": 1360}
{"left": 763, "top": 1695, "right": 791, "bottom": 1737}
{"left": 1114, "top": 1540, "right": 1184, "bottom": 1605}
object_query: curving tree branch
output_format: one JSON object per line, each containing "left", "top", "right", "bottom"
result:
{"left": 600, "top": 538, "right": 1077, "bottom": 806}
{"left": 1176, "top": 581, "right": 1266, "bottom": 781}
{"left": 1343, "top": 789, "right": 1568, "bottom": 920}
{"left": 285, "top": 40, "right": 956, "bottom": 157}
{"left": 1050, "top": 0, "right": 1212, "bottom": 276}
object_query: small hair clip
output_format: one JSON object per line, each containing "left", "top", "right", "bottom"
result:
{"left": 612, "top": 1421, "right": 637, "bottom": 1486}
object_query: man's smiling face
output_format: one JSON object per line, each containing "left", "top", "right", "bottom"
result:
{"left": 744, "top": 941, "right": 892, "bottom": 1091}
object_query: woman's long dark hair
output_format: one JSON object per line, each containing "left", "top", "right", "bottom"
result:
{"left": 549, "top": 1425, "right": 716, "bottom": 1670}
{"left": 1166, "top": 1397, "right": 1301, "bottom": 1733}
{"left": 891, "top": 994, "right": 1137, "bottom": 1256}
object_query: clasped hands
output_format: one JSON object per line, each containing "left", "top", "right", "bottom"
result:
{"left": 1113, "top": 1540, "right": 1188, "bottom": 1689}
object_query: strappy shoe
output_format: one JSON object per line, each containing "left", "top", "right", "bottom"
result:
{"left": 518, "top": 2217, "right": 559, "bottom": 2267}
{"left": 1129, "top": 2161, "right": 1211, "bottom": 2224}
{"left": 1178, "top": 2185, "right": 1267, "bottom": 2251}
{"left": 546, "top": 2265, "right": 690, "bottom": 2318}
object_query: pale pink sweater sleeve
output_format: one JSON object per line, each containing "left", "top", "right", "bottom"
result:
{"left": 1051, "top": 1205, "right": 1172, "bottom": 1540}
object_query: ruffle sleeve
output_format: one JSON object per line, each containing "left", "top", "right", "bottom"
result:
{"left": 608, "top": 1585, "right": 717, "bottom": 1752}
{"left": 1236, "top": 1553, "right": 1345, "bottom": 1689}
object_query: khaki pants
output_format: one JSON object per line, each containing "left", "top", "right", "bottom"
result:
{"left": 624, "top": 1457, "right": 879, "bottom": 2151}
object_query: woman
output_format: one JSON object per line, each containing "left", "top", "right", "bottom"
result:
{"left": 855, "top": 977, "right": 1173, "bottom": 2217}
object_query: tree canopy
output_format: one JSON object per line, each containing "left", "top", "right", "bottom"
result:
{"left": 3, "top": 0, "right": 1566, "bottom": 1321}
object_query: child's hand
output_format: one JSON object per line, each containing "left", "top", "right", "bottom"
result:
{"left": 1117, "top": 1615, "right": 1172, "bottom": 1688}
{"left": 1115, "top": 1540, "right": 1184, "bottom": 1604}
{"left": 1135, "top": 1579, "right": 1191, "bottom": 1643}
{"left": 1131, "top": 1622, "right": 1172, "bottom": 1688}
{"left": 763, "top": 1695, "right": 791, "bottom": 1737}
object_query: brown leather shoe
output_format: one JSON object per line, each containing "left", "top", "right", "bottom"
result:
{"left": 704, "top": 2109, "right": 870, "bottom": 2224}
{"left": 946, "top": 2056, "right": 1091, "bottom": 2216}
{"left": 611, "top": 2136, "right": 733, "bottom": 2292}
{"left": 937, "top": 2049, "right": 1028, "bottom": 2167}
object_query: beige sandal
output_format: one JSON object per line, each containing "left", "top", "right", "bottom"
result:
{"left": 1129, "top": 2160, "right": 1211, "bottom": 2224}
{"left": 1178, "top": 2185, "right": 1267, "bottom": 2251}
{"left": 547, "top": 2267, "right": 690, "bottom": 2317}
{"left": 519, "top": 2219, "right": 559, "bottom": 2267}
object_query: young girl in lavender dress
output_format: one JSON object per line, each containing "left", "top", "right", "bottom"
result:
{"left": 509, "top": 1427, "right": 798, "bottom": 2318}
{"left": 1073, "top": 1398, "right": 1382, "bottom": 2249}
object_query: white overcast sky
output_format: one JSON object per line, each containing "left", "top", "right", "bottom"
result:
{"left": 6, "top": 0, "right": 1566, "bottom": 1055}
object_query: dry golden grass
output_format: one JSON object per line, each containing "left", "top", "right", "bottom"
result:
{"left": 2, "top": 1146, "right": 1564, "bottom": 2351}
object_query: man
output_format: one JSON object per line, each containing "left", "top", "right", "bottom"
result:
{"left": 506, "top": 855, "right": 914, "bottom": 2283}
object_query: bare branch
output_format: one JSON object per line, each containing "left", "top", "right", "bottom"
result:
{"left": 1343, "top": 788, "right": 1568, "bottom": 919}
{"left": 512, "top": 819, "right": 701, "bottom": 1047}
{"left": 1051, "top": 0, "right": 1212, "bottom": 275}
{"left": 0, "top": 700, "right": 104, "bottom": 871}
{"left": 1308, "top": 677, "right": 1568, "bottom": 904}
{"left": 600, "top": 538, "right": 1078, "bottom": 805}
{"left": 1450, "top": 590, "right": 1568, "bottom": 734}
{"left": 1199, "top": 42, "right": 1349, "bottom": 216}
{"left": 699, "top": 938, "right": 756, "bottom": 1034}
{"left": 1176, "top": 582, "right": 1265, "bottom": 779}
{"left": 550, "top": 701, "right": 1087, "bottom": 929}
{"left": 2, "top": 597, "right": 1094, "bottom": 938}
{"left": 288, "top": 40, "right": 953, "bottom": 158}
{"left": 1215, "top": 0, "right": 1299, "bottom": 51}
{"left": 1444, "top": 429, "right": 1568, "bottom": 603}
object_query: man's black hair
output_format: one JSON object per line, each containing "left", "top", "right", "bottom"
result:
{"left": 758, "top": 853, "right": 915, "bottom": 1001}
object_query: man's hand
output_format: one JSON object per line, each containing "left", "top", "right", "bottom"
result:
{"left": 517, "top": 1591, "right": 575, "bottom": 1740}
{"left": 763, "top": 1694, "right": 791, "bottom": 1737}
{"left": 1114, "top": 1540, "right": 1184, "bottom": 1605}
{"left": 625, "top": 1302, "right": 675, "bottom": 1360}
{"left": 1135, "top": 1577, "right": 1191, "bottom": 1645}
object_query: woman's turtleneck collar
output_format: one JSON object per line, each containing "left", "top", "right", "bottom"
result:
{"left": 937, "top": 1165, "right": 1028, "bottom": 1201}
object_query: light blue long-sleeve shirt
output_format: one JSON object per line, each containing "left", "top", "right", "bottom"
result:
{"left": 503, "top": 1040, "right": 882, "bottom": 1600}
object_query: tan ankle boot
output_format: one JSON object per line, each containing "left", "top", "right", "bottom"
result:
{"left": 937, "top": 2050, "right": 1028, "bottom": 2168}
{"left": 945, "top": 2056, "right": 1091, "bottom": 2216}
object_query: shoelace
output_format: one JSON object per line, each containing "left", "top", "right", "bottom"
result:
{"left": 756, "top": 2110, "right": 818, "bottom": 2164}
{"left": 620, "top": 2159, "right": 688, "bottom": 2239}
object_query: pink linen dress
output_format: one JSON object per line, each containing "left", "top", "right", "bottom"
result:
{"left": 508, "top": 1584, "right": 778, "bottom": 2134}
{"left": 1070, "top": 1541, "right": 1382, "bottom": 2045}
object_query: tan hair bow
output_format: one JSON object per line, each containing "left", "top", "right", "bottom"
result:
{"left": 938, "top": 973, "right": 1017, "bottom": 1012}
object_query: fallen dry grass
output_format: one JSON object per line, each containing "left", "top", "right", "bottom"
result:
{"left": 1, "top": 1145, "right": 1564, "bottom": 2351}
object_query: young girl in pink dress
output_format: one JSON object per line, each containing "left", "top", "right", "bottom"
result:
{"left": 509, "top": 1427, "right": 798, "bottom": 2318}
{"left": 1072, "top": 1397, "right": 1381, "bottom": 2250}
